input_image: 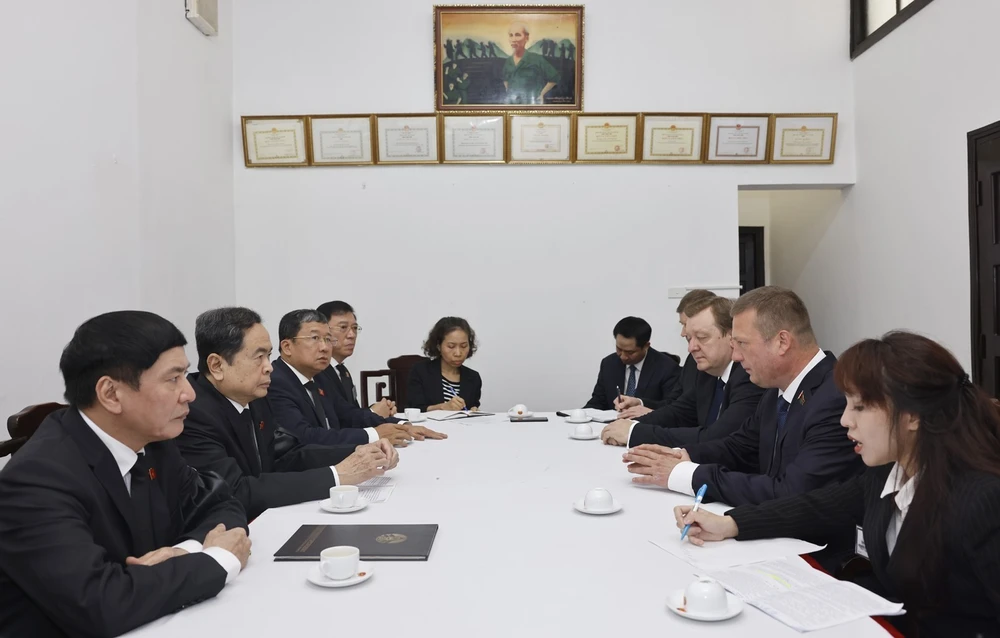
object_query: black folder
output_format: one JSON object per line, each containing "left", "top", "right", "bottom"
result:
{"left": 273, "top": 524, "right": 439, "bottom": 561}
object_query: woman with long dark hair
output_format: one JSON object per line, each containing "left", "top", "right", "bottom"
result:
{"left": 675, "top": 331, "right": 1000, "bottom": 636}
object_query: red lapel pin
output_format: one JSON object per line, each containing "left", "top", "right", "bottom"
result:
{"left": 318, "top": 388, "right": 326, "bottom": 397}
{"left": 797, "top": 390, "right": 806, "bottom": 405}
{"left": 148, "top": 467, "right": 157, "bottom": 480}
{"left": 259, "top": 420, "right": 265, "bottom": 431}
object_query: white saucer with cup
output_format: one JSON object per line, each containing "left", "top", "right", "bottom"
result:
{"left": 507, "top": 404, "right": 533, "bottom": 418}
{"left": 565, "top": 408, "right": 591, "bottom": 424}
{"left": 667, "top": 577, "right": 744, "bottom": 621}
{"left": 568, "top": 422, "right": 599, "bottom": 440}
{"left": 573, "top": 487, "right": 622, "bottom": 515}
{"left": 307, "top": 546, "right": 375, "bottom": 588}
{"left": 403, "top": 408, "right": 425, "bottom": 423}
{"left": 320, "top": 485, "right": 369, "bottom": 513}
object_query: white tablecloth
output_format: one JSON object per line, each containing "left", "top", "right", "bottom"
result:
{"left": 127, "top": 413, "right": 890, "bottom": 637}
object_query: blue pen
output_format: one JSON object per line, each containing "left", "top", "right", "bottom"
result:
{"left": 680, "top": 484, "right": 709, "bottom": 541}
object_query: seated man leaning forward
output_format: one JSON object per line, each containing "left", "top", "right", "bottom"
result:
{"left": 583, "top": 316, "right": 680, "bottom": 411}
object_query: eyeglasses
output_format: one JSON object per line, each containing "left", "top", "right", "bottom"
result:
{"left": 291, "top": 335, "right": 335, "bottom": 346}
{"left": 331, "top": 324, "right": 362, "bottom": 335}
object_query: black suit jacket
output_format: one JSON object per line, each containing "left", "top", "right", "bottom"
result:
{"left": 685, "top": 352, "right": 864, "bottom": 506}
{"left": 644, "top": 354, "right": 698, "bottom": 410}
{"left": 628, "top": 362, "right": 765, "bottom": 447}
{"left": 316, "top": 364, "right": 402, "bottom": 423}
{"left": 268, "top": 358, "right": 373, "bottom": 448}
{"left": 584, "top": 348, "right": 680, "bottom": 410}
{"left": 405, "top": 358, "right": 482, "bottom": 411}
{"left": 176, "top": 373, "right": 358, "bottom": 520}
{"left": 0, "top": 409, "right": 247, "bottom": 637}
{"left": 729, "top": 465, "right": 1000, "bottom": 638}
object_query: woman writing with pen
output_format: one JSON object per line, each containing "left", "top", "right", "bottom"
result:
{"left": 406, "top": 317, "right": 483, "bottom": 413}
{"left": 674, "top": 331, "right": 1000, "bottom": 637}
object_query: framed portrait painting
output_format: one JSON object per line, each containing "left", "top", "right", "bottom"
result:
{"left": 434, "top": 5, "right": 584, "bottom": 111}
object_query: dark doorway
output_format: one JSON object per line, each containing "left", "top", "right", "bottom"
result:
{"left": 968, "top": 119, "right": 1000, "bottom": 395}
{"left": 739, "top": 226, "right": 766, "bottom": 295}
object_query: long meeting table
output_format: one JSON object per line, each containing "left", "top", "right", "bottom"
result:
{"left": 128, "top": 412, "right": 891, "bottom": 637}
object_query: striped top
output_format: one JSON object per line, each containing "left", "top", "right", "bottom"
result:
{"left": 441, "top": 376, "right": 461, "bottom": 401}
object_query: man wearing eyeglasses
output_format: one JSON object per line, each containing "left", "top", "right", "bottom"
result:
{"left": 269, "top": 310, "right": 415, "bottom": 448}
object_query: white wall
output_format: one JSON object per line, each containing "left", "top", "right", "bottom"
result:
{"left": 0, "top": 0, "right": 234, "bottom": 457}
{"left": 232, "top": 0, "right": 858, "bottom": 411}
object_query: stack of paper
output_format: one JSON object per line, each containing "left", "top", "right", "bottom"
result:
{"left": 425, "top": 410, "right": 493, "bottom": 421}
{"left": 651, "top": 534, "right": 825, "bottom": 571}
{"left": 559, "top": 409, "right": 619, "bottom": 423}
{"left": 357, "top": 476, "right": 395, "bottom": 503}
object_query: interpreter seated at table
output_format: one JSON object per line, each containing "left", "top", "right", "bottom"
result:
{"left": 622, "top": 287, "right": 863, "bottom": 506}
{"left": 0, "top": 311, "right": 250, "bottom": 637}
{"left": 177, "top": 307, "right": 400, "bottom": 520}
{"left": 674, "top": 332, "right": 1000, "bottom": 638}
{"left": 601, "top": 297, "right": 765, "bottom": 448}
{"left": 583, "top": 316, "right": 680, "bottom": 411}
{"left": 407, "top": 316, "right": 483, "bottom": 412}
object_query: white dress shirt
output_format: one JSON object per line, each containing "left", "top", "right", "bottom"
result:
{"left": 667, "top": 349, "right": 827, "bottom": 496}
{"left": 287, "top": 362, "right": 378, "bottom": 444}
{"left": 881, "top": 462, "right": 918, "bottom": 555}
{"left": 79, "top": 411, "right": 241, "bottom": 583}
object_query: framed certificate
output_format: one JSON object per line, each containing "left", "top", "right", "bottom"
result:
{"left": 242, "top": 116, "right": 309, "bottom": 167}
{"left": 770, "top": 114, "right": 838, "bottom": 164}
{"left": 640, "top": 113, "right": 707, "bottom": 163}
{"left": 374, "top": 114, "right": 440, "bottom": 165}
{"left": 574, "top": 113, "right": 639, "bottom": 163}
{"left": 507, "top": 113, "right": 574, "bottom": 163}
{"left": 706, "top": 114, "right": 771, "bottom": 164}
{"left": 309, "top": 115, "right": 374, "bottom": 166}
{"left": 440, "top": 113, "right": 506, "bottom": 164}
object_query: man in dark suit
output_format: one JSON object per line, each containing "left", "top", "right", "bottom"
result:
{"left": 583, "top": 316, "right": 681, "bottom": 411}
{"left": 176, "top": 307, "right": 400, "bottom": 520}
{"left": 267, "top": 309, "right": 418, "bottom": 448}
{"left": 601, "top": 297, "right": 765, "bottom": 448}
{"left": 0, "top": 311, "right": 251, "bottom": 637}
{"left": 624, "top": 287, "right": 863, "bottom": 506}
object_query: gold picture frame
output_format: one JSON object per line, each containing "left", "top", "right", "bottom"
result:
{"left": 639, "top": 113, "right": 708, "bottom": 164}
{"left": 308, "top": 114, "right": 376, "bottom": 166}
{"left": 439, "top": 112, "right": 508, "bottom": 164}
{"left": 506, "top": 112, "right": 576, "bottom": 164}
{"left": 434, "top": 5, "right": 584, "bottom": 112}
{"left": 574, "top": 113, "right": 640, "bottom": 164}
{"left": 769, "top": 113, "right": 838, "bottom": 164}
{"left": 241, "top": 115, "right": 310, "bottom": 168}
{"left": 705, "top": 113, "right": 772, "bottom": 164}
{"left": 374, "top": 114, "right": 441, "bottom": 165}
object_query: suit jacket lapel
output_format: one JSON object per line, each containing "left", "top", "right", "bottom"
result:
{"left": 694, "top": 372, "right": 716, "bottom": 426}
{"left": 225, "top": 401, "right": 262, "bottom": 475}
{"left": 193, "top": 373, "right": 260, "bottom": 475}
{"left": 326, "top": 366, "right": 351, "bottom": 403}
{"left": 865, "top": 491, "right": 897, "bottom": 584}
{"left": 144, "top": 447, "right": 173, "bottom": 548}
{"left": 276, "top": 358, "right": 327, "bottom": 429}
{"left": 760, "top": 391, "right": 781, "bottom": 475}
{"left": 774, "top": 354, "right": 835, "bottom": 451}
{"left": 634, "top": 350, "right": 658, "bottom": 395}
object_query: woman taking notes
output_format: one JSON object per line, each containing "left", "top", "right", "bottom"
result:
{"left": 407, "top": 317, "right": 482, "bottom": 412}
{"left": 674, "top": 332, "right": 1000, "bottom": 637}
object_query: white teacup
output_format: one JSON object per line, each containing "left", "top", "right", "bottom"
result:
{"left": 573, "top": 423, "right": 593, "bottom": 437}
{"left": 320, "top": 546, "right": 360, "bottom": 580}
{"left": 684, "top": 577, "right": 728, "bottom": 616}
{"left": 329, "top": 485, "right": 359, "bottom": 509}
{"left": 508, "top": 404, "right": 528, "bottom": 416}
{"left": 568, "top": 408, "right": 587, "bottom": 421}
{"left": 404, "top": 408, "right": 421, "bottom": 421}
{"left": 583, "top": 488, "right": 614, "bottom": 512}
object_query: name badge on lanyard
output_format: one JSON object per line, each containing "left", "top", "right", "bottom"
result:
{"left": 855, "top": 525, "right": 869, "bottom": 559}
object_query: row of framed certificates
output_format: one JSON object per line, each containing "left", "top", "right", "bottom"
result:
{"left": 241, "top": 112, "right": 837, "bottom": 167}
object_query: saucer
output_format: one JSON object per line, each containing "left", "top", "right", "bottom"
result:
{"left": 566, "top": 416, "right": 592, "bottom": 424}
{"left": 507, "top": 411, "right": 534, "bottom": 418}
{"left": 306, "top": 562, "right": 375, "bottom": 588}
{"left": 568, "top": 432, "right": 599, "bottom": 441}
{"left": 573, "top": 497, "right": 622, "bottom": 515}
{"left": 406, "top": 415, "right": 426, "bottom": 423}
{"left": 666, "top": 590, "right": 744, "bottom": 622}
{"left": 320, "top": 496, "right": 369, "bottom": 514}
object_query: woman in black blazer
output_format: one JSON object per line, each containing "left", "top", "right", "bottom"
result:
{"left": 674, "top": 331, "right": 1000, "bottom": 637}
{"left": 406, "top": 317, "right": 482, "bottom": 412}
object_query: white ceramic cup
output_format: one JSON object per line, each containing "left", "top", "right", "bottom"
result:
{"left": 319, "top": 546, "right": 360, "bottom": 580}
{"left": 404, "top": 408, "right": 421, "bottom": 421}
{"left": 568, "top": 408, "right": 587, "bottom": 421}
{"left": 329, "top": 485, "right": 359, "bottom": 509}
{"left": 573, "top": 423, "right": 594, "bottom": 437}
{"left": 583, "top": 488, "right": 614, "bottom": 512}
{"left": 684, "top": 577, "right": 728, "bottom": 616}
{"left": 508, "top": 404, "right": 528, "bottom": 416}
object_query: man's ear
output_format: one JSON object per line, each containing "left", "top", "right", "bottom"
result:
{"left": 94, "top": 376, "right": 124, "bottom": 415}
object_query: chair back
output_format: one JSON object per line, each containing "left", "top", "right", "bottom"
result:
{"left": 359, "top": 369, "right": 396, "bottom": 407}
{"left": 386, "top": 355, "right": 426, "bottom": 409}
{"left": 3, "top": 402, "right": 67, "bottom": 457}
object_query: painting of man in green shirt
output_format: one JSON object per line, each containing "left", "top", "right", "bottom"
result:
{"left": 502, "top": 22, "right": 560, "bottom": 106}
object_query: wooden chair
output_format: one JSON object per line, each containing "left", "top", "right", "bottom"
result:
{"left": 3, "top": 402, "right": 66, "bottom": 457}
{"left": 386, "top": 355, "right": 426, "bottom": 410}
{"left": 359, "top": 369, "right": 396, "bottom": 407}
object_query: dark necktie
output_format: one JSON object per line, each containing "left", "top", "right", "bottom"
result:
{"left": 336, "top": 364, "right": 358, "bottom": 406}
{"left": 706, "top": 378, "right": 726, "bottom": 426}
{"left": 776, "top": 397, "right": 790, "bottom": 431}
{"left": 625, "top": 365, "right": 637, "bottom": 396}
{"left": 241, "top": 408, "right": 262, "bottom": 474}
{"left": 304, "top": 380, "right": 330, "bottom": 429}
{"left": 129, "top": 453, "right": 157, "bottom": 556}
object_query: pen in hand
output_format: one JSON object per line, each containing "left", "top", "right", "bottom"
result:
{"left": 680, "top": 484, "right": 709, "bottom": 541}
{"left": 616, "top": 385, "right": 623, "bottom": 410}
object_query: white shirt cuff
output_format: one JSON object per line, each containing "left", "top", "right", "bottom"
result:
{"left": 364, "top": 427, "right": 379, "bottom": 443}
{"left": 330, "top": 466, "right": 340, "bottom": 486}
{"left": 202, "top": 546, "right": 242, "bottom": 584}
{"left": 626, "top": 421, "right": 639, "bottom": 447}
{"left": 638, "top": 399, "right": 644, "bottom": 407}
{"left": 173, "top": 539, "right": 203, "bottom": 554}
{"left": 667, "top": 460, "right": 699, "bottom": 496}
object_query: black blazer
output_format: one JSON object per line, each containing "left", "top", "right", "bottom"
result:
{"left": 729, "top": 465, "right": 1000, "bottom": 638}
{"left": 583, "top": 348, "right": 681, "bottom": 410}
{"left": 268, "top": 358, "right": 373, "bottom": 448}
{"left": 406, "top": 358, "right": 482, "bottom": 411}
{"left": 646, "top": 354, "right": 698, "bottom": 410}
{"left": 316, "top": 364, "right": 402, "bottom": 423}
{"left": 629, "top": 362, "right": 765, "bottom": 447}
{"left": 0, "top": 408, "right": 247, "bottom": 638}
{"left": 176, "top": 373, "right": 358, "bottom": 520}
{"left": 685, "top": 352, "right": 864, "bottom": 506}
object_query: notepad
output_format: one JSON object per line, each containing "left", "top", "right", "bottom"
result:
{"left": 650, "top": 534, "right": 824, "bottom": 571}
{"left": 425, "top": 410, "right": 494, "bottom": 421}
{"left": 556, "top": 409, "right": 619, "bottom": 423}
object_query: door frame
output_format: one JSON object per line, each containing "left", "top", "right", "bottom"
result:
{"left": 738, "top": 226, "right": 766, "bottom": 292}
{"left": 967, "top": 119, "right": 1000, "bottom": 384}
